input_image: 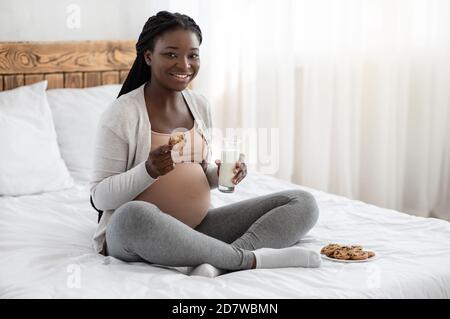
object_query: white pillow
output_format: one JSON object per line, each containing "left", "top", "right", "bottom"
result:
{"left": 46, "top": 84, "right": 121, "bottom": 183}
{"left": 0, "top": 81, "right": 74, "bottom": 196}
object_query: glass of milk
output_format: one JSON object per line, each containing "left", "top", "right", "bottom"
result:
{"left": 218, "top": 138, "right": 241, "bottom": 193}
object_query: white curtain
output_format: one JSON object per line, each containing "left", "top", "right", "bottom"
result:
{"left": 154, "top": 0, "right": 450, "bottom": 219}
{"left": 290, "top": 0, "right": 450, "bottom": 219}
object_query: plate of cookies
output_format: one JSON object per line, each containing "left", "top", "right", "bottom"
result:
{"left": 320, "top": 243, "right": 377, "bottom": 263}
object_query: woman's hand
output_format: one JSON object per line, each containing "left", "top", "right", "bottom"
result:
{"left": 215, "top": 153, "right": 247, "bottom": 185}
{"left": 145, "top": 144, "right": 174, "bottom": 179}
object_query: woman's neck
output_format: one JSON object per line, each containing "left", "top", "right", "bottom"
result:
{"left": 144, "top": 81, "right": 182, "bottom": 111}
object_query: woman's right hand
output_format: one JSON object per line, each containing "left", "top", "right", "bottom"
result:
{"left": 145, "top": 144, "right": 174, "bottom": 179}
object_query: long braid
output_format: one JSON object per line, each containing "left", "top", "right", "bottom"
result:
{"left": 117, "top": 11, "right": 202, "bottom": 98}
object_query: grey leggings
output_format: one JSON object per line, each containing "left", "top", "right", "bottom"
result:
{"left": 105, "top": 189, "right": 319, "bottom": 270}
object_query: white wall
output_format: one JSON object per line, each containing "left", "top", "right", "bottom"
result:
{"left": 0, "top": 0, "right": 191, "bottom": 41}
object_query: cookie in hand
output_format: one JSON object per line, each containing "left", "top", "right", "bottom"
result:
{"left": 169, "top": 132, "right": 186, "bottom": 156}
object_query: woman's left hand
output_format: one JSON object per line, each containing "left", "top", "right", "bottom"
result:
{"left": 232, "top": 153, "right": 247, "bottom": 185}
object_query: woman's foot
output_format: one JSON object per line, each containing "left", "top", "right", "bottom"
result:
{"left": 189, "top": 263, "right": 227, "bottom": 278}
{"left": 252, "top": 246, "right": 321, "bottom": 269}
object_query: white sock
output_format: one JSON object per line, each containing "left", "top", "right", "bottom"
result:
{"left": 189, "top": 263, "right": 227, "bottom": 278}
{"left": 253, "top": 247, "right": 322, "bottom": 269}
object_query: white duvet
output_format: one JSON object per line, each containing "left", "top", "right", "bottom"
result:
{"left": 1, "top": 171, "right": 449, "bottom": 298}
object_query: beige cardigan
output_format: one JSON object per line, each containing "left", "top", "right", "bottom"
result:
{"left": 90, "top": 83, "right": 218, "bottom": 254}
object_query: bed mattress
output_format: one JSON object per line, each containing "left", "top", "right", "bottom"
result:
{"left": 1, "top": 172, "right": 449, "bottom": 298}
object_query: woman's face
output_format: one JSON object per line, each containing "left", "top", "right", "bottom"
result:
{"left": 144, "top": 28, "right": 200, "bottom": 91}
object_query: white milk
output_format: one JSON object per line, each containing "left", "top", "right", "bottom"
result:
{"left": 219, "top": 163, "right": 237, "bottom": 187}
{"left": 218, "top": 149, "right": 239, "bottom": 192}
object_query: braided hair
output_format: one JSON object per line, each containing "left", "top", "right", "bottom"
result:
{"left": 117, "top": 11, "right": 202, "bottom": 98}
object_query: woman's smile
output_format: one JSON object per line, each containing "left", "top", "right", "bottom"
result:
{"left": 169, "top": 72, "right": 193, "bottom": 83}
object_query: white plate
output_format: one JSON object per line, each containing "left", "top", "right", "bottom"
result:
{"left": 321, "top": 253, "right": 378, "bottom": 263}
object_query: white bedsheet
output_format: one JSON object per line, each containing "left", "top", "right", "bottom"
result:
{"left": 1, "top": 171, "right": 450, "bottom": 298}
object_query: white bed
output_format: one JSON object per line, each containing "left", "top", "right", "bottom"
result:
{"left": 1, "top": 171, "right": 450, "bottom": 299}
{"left": 1, "top": 40, "right": 449, "bottom": 299}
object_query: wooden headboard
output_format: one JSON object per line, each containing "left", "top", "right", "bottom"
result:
{"left": 0, "top": 40, "right": 135, "bottom": 91}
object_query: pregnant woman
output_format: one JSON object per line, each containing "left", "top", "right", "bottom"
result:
{"left": 90, "top": 11, "right": 321, "bottom": 277}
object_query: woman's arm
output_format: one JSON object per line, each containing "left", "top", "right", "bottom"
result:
{"left": 90, "top": 125, "right": 157, "bottom": 211}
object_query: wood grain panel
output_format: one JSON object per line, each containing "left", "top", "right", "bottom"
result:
{"left": 4, "top": 75, "right": 24, "bottom": 90}
{"left": 64, "top": 72, "right": 83, "bottom": 88}
{"left": 119, "top": 70, "right": 129, "bottom": 83}
{"left": 0, "top": 41, "right": 133, "bottom": 91}
{"left": 0, "top": 41, "right": 135, "bottom": 74}
{"left": 24, "top": 74, "right": 44, "bottom": 85}
{"left": 84, "top": 72, "right": 101, "bottom": 87}
{"left": 102, "top": 71, "right": 119, "bottom": 84}
{"left": 45, "top": 73, "right": 64, "bottom": 89}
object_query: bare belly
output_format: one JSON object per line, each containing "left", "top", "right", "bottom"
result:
{"left": 134, "top": 163, "right": 210, "bottom": 228}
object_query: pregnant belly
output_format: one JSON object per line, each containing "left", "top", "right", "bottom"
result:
{"left": 134, "top": 163, "right": 211, "bottom": 228}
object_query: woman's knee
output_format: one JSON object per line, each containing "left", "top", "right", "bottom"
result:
{"left": 106, "top": 201, "right": 160, "bottom": 259}
{"left": 109, "top": 201, "right": 160, "bottom": 236}
{"left": 286, "top": 189, "right": 319, "bottom": 229}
